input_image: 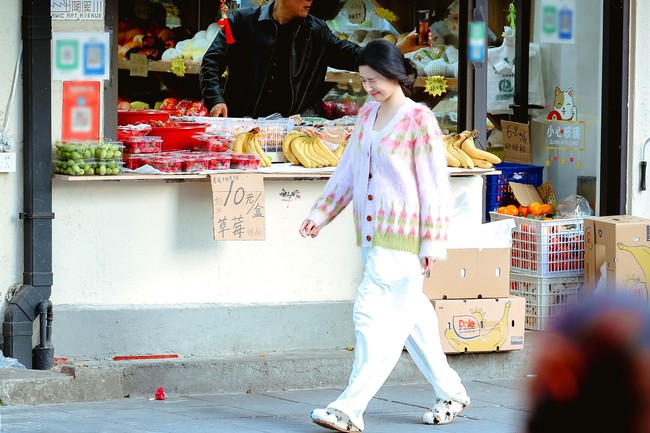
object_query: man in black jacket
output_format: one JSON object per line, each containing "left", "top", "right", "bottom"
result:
{"left": 200, "top": 0, "right": 419, "bottom": 118}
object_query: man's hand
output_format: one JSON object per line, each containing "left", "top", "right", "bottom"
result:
{"left": 210, "top": 103, "right": 228, "bottom": 117}
{"left": 396, "top": 30, "right": 431, "bottom": 55}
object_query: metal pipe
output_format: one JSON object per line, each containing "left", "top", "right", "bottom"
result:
{"left": 2, "top": 0, "right": 54, "bottom": 370}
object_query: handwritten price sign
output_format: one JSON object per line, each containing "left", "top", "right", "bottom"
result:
{"left": 347, "top": 0, "right": 366, "bottom": 24}
{"left": 129, "top": 53, "right": 148, "bottom": 77}
{"left": 502, "top": 120, "right": 531, "bottom": 164}
{"left": 424, "top": 75, "right": 449, "bottom": 97}
{"left": 210, "top": 173, "right": 265, "bottom": 241}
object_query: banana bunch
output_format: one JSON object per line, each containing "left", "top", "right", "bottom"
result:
{"left": 444, "top": 130, "right": 502, "bottom": 169}
{"left": 281, "top": 130, "right": 342, "bottom": 168}
{"left": 232, "top": 128, "right": 272, "bottom": 167}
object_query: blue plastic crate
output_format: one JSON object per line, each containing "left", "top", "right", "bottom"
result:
{"left": 485, "top": 162, "right": 544, "bottom": 221}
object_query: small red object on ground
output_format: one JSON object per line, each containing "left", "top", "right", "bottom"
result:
{"left": 155, "top": 387, "right": 166, "bottom": 400}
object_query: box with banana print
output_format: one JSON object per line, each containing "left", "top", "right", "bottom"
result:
{"left": 583, "top": 215, "right": 650, "bottom": 299}
{"left": 433, "top": 297, "right": 526, "bottom": 354}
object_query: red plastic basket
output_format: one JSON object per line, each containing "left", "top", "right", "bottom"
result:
{"left": 117, "top": 110, "right": 170, "bottom": 126}
{"left": 149, "top": 123, "right": 209, "bottom": 151}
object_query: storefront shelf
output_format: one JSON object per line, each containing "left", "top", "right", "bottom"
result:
{"left": 118, "top": 59, "right": 201, "bottom": 75}
{"left": 53, "top": 167, "right": 497, "bottom": 182}
{"left": 117, "top": 60, "right": 458, "bottom": 90}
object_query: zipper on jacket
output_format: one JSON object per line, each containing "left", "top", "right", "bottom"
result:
{"left": 287, "top": 23, "right": 300, "bottom": 115}
{"left": 294, "top": 20, "right": 324, "bottom": 115}
{"left": 253, "top": 21, "right": 278, "bottom": 116}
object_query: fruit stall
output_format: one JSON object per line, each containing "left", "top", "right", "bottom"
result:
{"left": 43, "top": 0, "right": 543, "bottom": 360}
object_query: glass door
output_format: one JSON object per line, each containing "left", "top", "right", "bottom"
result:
{"left": 503, "top": 0, "right": 628, "bottom": 215}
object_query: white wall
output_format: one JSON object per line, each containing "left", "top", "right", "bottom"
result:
{"left": 628, "top": 0, "right": 650, "bottom": 218}
{"left": 51, "top": 179, "right": 363, "bottom": 305}
{"left": 0, "top": 2, "right": 23, "bottom": 312}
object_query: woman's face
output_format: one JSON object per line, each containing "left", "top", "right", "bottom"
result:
{"left": 358, "top": 65, "right": 400, "bottom": 103}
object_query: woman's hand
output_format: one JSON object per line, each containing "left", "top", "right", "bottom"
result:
{"left": 299, "top": 220, "right": 320, "bottom": 238}
{"left": 421, "top": 257, "right": 436, "bottom": 277}
{"left": 210, "top": 103, "right": 228, "bottom": 117}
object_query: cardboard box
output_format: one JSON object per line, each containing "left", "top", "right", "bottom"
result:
{"left": 432, "top": 297, "right": 526, "bottom": 354}
{"left": 583, "top": 215, "right": 650, "bottom": 298}
{"left": 424, "top": 248, "right": 510, "bottom": 299}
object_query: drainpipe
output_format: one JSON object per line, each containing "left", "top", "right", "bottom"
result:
{"left": 2, "top": 0, "right": 53, "bottom": 370}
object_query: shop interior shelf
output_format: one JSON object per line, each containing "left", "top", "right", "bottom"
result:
{"left": 117, "top": 60, "right": 458, "bottom": 90}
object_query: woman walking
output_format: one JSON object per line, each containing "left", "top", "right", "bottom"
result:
{"left": 299, "top": 39, "right": 470, "bottom": 432}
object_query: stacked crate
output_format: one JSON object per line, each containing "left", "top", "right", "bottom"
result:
{"left": 491, "top": 212, "right": 585, "bottom": 330}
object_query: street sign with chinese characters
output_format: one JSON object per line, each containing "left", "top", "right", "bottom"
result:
{"left": 542, "top": 120, "right": 585, "bottom": 150}
{"left": 210, "top": 173, "right": 265, "bottom": 241}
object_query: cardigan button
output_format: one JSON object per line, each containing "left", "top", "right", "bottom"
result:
{"left": 366, "top": 215, "right": 373, "bottom": 221}
{"left": 366, "top": 235, "right": 371, "bottom": 241}
{"left": 368, "top": 172, "right": 373, "bottom": 179}
{"left": 368, "top": 194, "right": 373, "bottom": 200}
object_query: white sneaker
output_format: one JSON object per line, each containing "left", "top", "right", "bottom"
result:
{"left": 311, "top": 407, "right": 362, "bottom": 432}
{"left": 422, "top": 397, "right": 469, "bottom": 425}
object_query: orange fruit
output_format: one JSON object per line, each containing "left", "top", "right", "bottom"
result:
{"left": 497, "top": 206, "right": 508, "bottom": 214}
{"left": 528, "top": 202, "right": 543, "bottom": 216}
{"left": 540, "top": 203, "right": 553, "bottom": 215}
{"left": 518, "top": 206, "right": 529, "bottom": 217}
{"left": 506, "top": 204, "right": 519, "bottom": 216}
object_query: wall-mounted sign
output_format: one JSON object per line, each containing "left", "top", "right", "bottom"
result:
{"left": 53, "top": 32, "right": 110, "bottom": 80}
{"left": 62, "top": 80, "right": 101, "bottom": 142}
{"left": 541, "top": 0, "right": 575, "bottom": 44}
{"left": 51, "top": 0, "right": 105, "bottom": 20}
{"left": 211, "top": 173, "right": 266, "bottom": 241}
{"left": 468, "top": 22, "right": 486, "bottom": 63}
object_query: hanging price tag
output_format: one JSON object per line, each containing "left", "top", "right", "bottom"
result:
{"left": 347, "top": 0, "right": 366, "bottom": 24}
{"left": 129, "top": 53, "right": 148, "bottom": 77}
{"left": 502, "top": 120, "right": 531, "bottom": 164}
{"left": 211, "top": 173, "right": 266, "bottom": 241}
{"left": 170, "top": 57, "right": 186, "bottom": 77}
{"left": 424, "top": 76, "right": 449, "bottom": 97}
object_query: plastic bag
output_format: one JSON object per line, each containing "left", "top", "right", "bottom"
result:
{"left": 487, "top": 27, "right": 545, "bottom": 114}
{"left": 556, "top": 194, "right": 594, "bottom": 218}
{"left": 0, "top": 350, "right": 26, "bottom": 369}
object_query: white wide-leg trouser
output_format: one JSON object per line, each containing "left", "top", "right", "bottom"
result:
{"left": 327, "top": 247, "right": 469, "bottom": 431}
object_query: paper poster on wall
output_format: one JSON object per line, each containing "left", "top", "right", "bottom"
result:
{"left": 211, "top": 173, "right": 266, "bottom": 241}
{"left": 53, "top": 32, "right": 110, "bottom": 80}
{"left": 541, "top": 0, "right": 575, "bottom": 44}
{"left": 51, "top": 1, "right": 105, "bottom": 20}
{"left": 62, "top": 81, "right": 101, "bottom": 141}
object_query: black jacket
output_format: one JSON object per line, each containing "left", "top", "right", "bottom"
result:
{"left": 200, "top": 2, "right": 361, "bottom": 118}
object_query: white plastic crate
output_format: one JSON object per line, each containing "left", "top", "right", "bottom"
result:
{"left": 510, "top": 273, "right": 584, "bottom": 330}
{"left": 490, "top": 212, "right": 584, "bottom": 277}
{"left": 179, "top": 116, "right": 294, "bottom": 162}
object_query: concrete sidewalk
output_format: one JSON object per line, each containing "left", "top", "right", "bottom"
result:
{"left": 0, "top": 330, "right": 540, "bottom": 406}
{"left": 0, "top": 378, "right": 532, "bottom": 433}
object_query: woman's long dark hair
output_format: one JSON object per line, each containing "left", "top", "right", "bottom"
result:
{"left": 357, "top": 39, "right": 417, "bottom": 97}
